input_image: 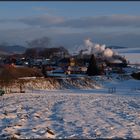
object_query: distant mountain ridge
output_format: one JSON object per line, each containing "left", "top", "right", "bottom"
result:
{"left": 0, "top": 45, "right": 26, "bottom": 55}
{"left": 107, "top": 46, "right": 127, "bottom": 49}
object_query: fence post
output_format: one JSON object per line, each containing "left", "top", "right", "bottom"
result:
{"left": 108, "top": 87, "right": 116, "bottom": 94}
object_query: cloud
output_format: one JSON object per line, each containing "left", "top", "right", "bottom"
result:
{"left": 18, "top": 15, "right": 64, "bottom": 27}
{"left": 1, "top": 14, "right": 140, "bottom": 50}
{"left": 16, "top": 14, "right": 140, "bottom": 29}
{"left": 0, "top": 19, "right": 16, "bottom": 23}
{"left": 0, "top": 27, "right": 140, "bottom": 50}
{"left": 1, "top": 14, "right": 140, "bottom": 29}
{"left": 58, "top": 15, "right": 140, "bottom": 28}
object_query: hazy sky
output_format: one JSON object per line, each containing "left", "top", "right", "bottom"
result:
{"left": 0, "top": 2, "right": 140, "bottom": 52}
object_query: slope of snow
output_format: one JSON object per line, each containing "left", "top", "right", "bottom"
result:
{"left": 0, "top": 74, "right": 140, "bottom": 139}
{"left": 6, "top": 77, "right": 101, "bottom": 94}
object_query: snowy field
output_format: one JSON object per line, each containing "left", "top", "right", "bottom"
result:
{"left": 117, "top": 47, "right": 140, "bottom": 64}
{"left": 0, "top": 75, "right": 140, "bottom": 139}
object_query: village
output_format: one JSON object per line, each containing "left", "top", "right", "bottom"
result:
{"left": 0, "top": 46, "right": 129, "bottom": 78}
{"left": 0, "top": 37, "right": 140, "bottom": 95}
{"left": 1, "top": 38, "right": 139, "bottom": 96}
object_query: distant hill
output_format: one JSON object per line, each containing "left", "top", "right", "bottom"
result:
{"left": 0, "top": 45, "right": 26, "bottom": 55}
{"left": 107, "top": 46, "right": 127, "bottom": 49}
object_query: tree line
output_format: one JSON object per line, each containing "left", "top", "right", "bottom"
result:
{"left": 24, "top": 46, "right": 69, "bottom": 58}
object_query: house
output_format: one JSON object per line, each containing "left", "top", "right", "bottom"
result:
{"left": 58, "top": 58, "right": 70, "bottom": 71}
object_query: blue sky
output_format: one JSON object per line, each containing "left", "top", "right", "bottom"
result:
{"left": 0, "top": 2, "right": 140, "bottom": 51}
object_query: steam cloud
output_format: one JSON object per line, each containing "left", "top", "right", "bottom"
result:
{"left": 73, "top": 38, "right": 127, "bottom": 63}
{"left": 83, "top": 39, "right": 114, "bottom": 58}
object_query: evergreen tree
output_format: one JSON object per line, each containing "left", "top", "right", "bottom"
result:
{"left": 41, "top": 65, "right": 47, "bottom": 78}
{"left": 86, "top": 54, "right": 99, "bottom": 76}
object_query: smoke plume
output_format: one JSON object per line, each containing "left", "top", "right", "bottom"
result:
{"left": 83, "top": 39, "right": 114, "bottom": 58}
{"left": 73, "top": 38, "right": 127, "bottom": 63}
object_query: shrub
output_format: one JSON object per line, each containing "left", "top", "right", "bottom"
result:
{"left": 0, "top": 65, "right": 43, "bottom": 79}
{"left": 131, "top": 72, "right": 140, "bottom": 80}
{"left": 0, "top": 89, "right": 5, "bottom": 96}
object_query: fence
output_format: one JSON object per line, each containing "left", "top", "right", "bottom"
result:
{"left": 108, "top": 87, "right": 116, "bottom": 94}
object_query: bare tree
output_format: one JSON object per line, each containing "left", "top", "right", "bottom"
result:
{"left": 38, "top": 46, "right": 69, "bottom": 58}
{"left": 24, "top": 48, "right": 38, "bottom": 58}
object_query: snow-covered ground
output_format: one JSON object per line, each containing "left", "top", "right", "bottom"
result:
{"left": 0, "top": 74, "right": 140, "bottom": 139}
{"left": 117, "top": 47, "right": 140, "bottom": 64}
